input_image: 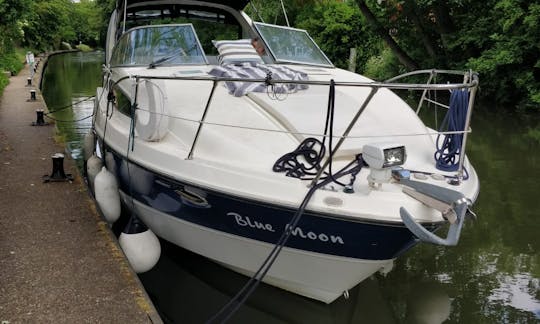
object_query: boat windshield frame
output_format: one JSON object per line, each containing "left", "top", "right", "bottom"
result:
{"left": 110, "top": 23, "right": 208, "bottom": 67}
{"left": 254, "top": 22, "right": 333, "bottom": 68}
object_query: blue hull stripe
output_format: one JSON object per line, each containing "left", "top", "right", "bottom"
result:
{"left": 107, "top": 149, "right": 436, "bottom": 260}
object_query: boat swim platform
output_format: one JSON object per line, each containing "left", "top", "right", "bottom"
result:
{"left": 0, "top": 56, "right": 162, "bottom": 323}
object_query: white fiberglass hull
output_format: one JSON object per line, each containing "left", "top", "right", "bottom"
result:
{"left": 122, "top": 191, "right": 395, "bottom": 303}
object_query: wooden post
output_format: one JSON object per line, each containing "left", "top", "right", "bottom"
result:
{"left": 348, "top": 48, "right": 357, "bottom": 72}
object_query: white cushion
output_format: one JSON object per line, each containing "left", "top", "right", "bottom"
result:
{"left": 213, "top": 39, "right": 264, "bottom": 65}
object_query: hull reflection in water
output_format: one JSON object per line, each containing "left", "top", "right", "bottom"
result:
{"left": 139, "top": 241, "right": 452, "bottom": 324}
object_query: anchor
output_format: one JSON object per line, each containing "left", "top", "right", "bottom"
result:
{"left": 399, "top": 179, "right": 475, "bottom": 246}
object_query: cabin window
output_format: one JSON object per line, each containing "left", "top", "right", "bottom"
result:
{"left": 110, "top": 24, "right": 206, "bottom": 67}
{"left": 254, "top": 22, "right": 333, "bottom": 67}
{"left": 109, "top": 83, "right": 132, "bottom": 117}
{"left": 121, "top": 7, "right": 242, "bottom": 56}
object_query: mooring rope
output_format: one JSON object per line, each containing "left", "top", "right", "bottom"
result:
{"left": 44, "top": 96, "right": 95, "bottom": 114}
{"left": 434, "top": 89, "right": 469, "bottom": 172}
{"left": 206, "top": 80, "right": 365, "bottom": 323}
{"left": 43, "top": 96, "right": 96, "bottom": 122}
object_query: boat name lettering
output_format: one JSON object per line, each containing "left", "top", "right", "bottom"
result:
{"left": 229, "top": 212, "right": 275, "bottom": 232}
{"left": 286, "top": 225, "right": 344, "bottom": 244}
{"left": 228, "top": 212, "right": 344, "bottom": 244}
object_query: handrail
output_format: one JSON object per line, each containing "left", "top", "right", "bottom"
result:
{"left": 113, "top": 69, "right": 479, "bottom": 181}
{"left": 415, "top": 71, "right": 436, "bottom": 114}
{"left": 133, "top": 73, "right": 478, "bottom": 91}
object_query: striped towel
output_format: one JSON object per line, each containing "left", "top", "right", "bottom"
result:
{"left": 208, "top": 63, "right": 309, "bottom": 97}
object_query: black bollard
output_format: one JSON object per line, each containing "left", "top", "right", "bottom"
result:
{"left": 27, "top": 78, "right": 32, "bottom": 86}
{"left": 43, "top": 153, "right": 73, "bottom": 182}
{"left": 31, "top": 109, "right": 49, "bottom": 126}
{"left": 30, "top": 89, "right": 36, "bottom": 101}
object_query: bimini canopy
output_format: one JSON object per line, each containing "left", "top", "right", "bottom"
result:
{"left": 114, "top": 0, "right": 250, "bottom": 33}
{"left": 116, "top": 0, "right": 250, "bottom": 11}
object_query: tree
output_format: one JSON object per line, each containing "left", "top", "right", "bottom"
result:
{"left": 0, "top": 0, "right": 31, "bottom": 52}
{"left": 71, "top": 0, "right": 104, "bottom": 47}
{"left": 0, "top": 0, "right": 31, "bottom": 81}
{"left": 296, "top": 1, "right": 377, "bottom": 70}
{"left": 437, "top": 0, "right": 540, "bottom": 110}
{"left": 22, "top": 0, "right": 75, "bottom": 50}
{"left": 95, "top": 0, "right": 116, "bottom": 46}
{"left": 353, "top": 0, "right": 540, "bottom": 111}
{"left": 355, "top": 0, "right": 419, "bottom": 70}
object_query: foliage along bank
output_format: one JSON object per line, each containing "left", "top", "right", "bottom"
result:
{"left": 0, "top": 0, "right": 103, "bottom": 94}
{"left": 248, "top": 0, "right": 540, "bottom": 112}
{"left": 2, "top": 0, "right": 539, "bottom": 112}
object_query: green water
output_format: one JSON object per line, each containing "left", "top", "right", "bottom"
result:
{"left": 42, "top": 51, "right": 540, "bottom": 323}
{"left": 41, "top": 51, "right": 103, "bottom": 168}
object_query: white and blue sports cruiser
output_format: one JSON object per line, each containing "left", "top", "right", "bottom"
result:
{"left": 90, "top": 0, "right": 480, "bottom": 304}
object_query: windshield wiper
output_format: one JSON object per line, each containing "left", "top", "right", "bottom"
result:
{"left": 148, "top": 48, "right": 186, "bottom": 69}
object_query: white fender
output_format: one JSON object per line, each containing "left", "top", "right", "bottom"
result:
{"left": 119, "top": 229, "right": 161, "bottom": 273}
{"left": 94, "top": 166, "right": 121, "bottom": 223}
{"left": 86, "top": 153, "right": 103, "bottom": 192}
{"left": 134, "top": 79, "right": 169, "bottom": 141}
{"left": 83, "top": 131, "right": 95, "bottom": 162}
{"left": 119, "top": 160, "right": 154, "bottom": 196}
{"left": 104, "top": 151, "right": 117, "bottom": 177}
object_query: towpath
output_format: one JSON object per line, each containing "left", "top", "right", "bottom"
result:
{"left": 0, "top": 57, "right": 162, "bottom": 323}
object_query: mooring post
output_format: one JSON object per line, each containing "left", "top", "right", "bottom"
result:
{"left": 31, "top": 109, "right": 48, "bottom": 126}
{"left": 30, "top": 89, "right": 36, "bottom": 101}
{"left": 348, "top": 48, "right": 357, "bottom": 72}
{"left": 43, "top": 153, "right": 73, "bottom": 182}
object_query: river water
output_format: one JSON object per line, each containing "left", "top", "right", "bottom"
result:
{"left": 41, "top": 51, "right": 540, "bottom": 323}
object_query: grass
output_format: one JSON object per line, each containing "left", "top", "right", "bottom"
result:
{"left": 75, "top": 44, "right": 93, "bottom": 52}
{"left": 0, "top": 47, "right": 33, "bottom": 95}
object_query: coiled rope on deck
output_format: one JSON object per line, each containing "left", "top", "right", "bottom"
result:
{"left": 434, "top": 89, "right": 469, "bottom": 172}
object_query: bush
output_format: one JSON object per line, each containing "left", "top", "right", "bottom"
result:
{"left": 526, "top": 127, "right": 540, "bottom": 144}
{"left": 75, "top": 43, "right": 93, "bottom": 52}
{"left": 363, "top": 47, "right": 404, "bottom": 81}
{"left": 0, "top": 48, "right": 27, "bottom": 95}
{"left": 0, "top": 74, "right": 8, "bottom": 94}
{"left": 0, "top": 52, "right": 25, "bottom": 75}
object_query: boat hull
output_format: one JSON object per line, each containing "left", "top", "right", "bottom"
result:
{"left": 104, "top": 149, "right": 430, "bottom": 303}
{"left": 126, "top": 193, "right": 395, "bottom": 303}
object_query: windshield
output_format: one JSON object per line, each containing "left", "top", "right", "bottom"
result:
{"left": 254, "top": 22, "right": 332, "bottom": 67}
{"left": 110, "top": 24, "right": 207, "bottom": 66}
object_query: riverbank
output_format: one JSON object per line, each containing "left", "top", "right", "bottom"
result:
{"left": 0, "top": 57, "right": 161, "bottom": 322}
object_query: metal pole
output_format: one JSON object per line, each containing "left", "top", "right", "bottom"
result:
{"left": 123, "top": 0, "right": 127, "bottom": 34}
{"left": 280, "top": 0, "right": 290, "bottom": 27}
{"left": 416, "top": 70, "right": 435, "bottom": 114}
{"left": 456, "top": 72, "right": 479, "bottom": 181}
{"left": 187, "top": 81, "right": 218, "bottom": 160}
